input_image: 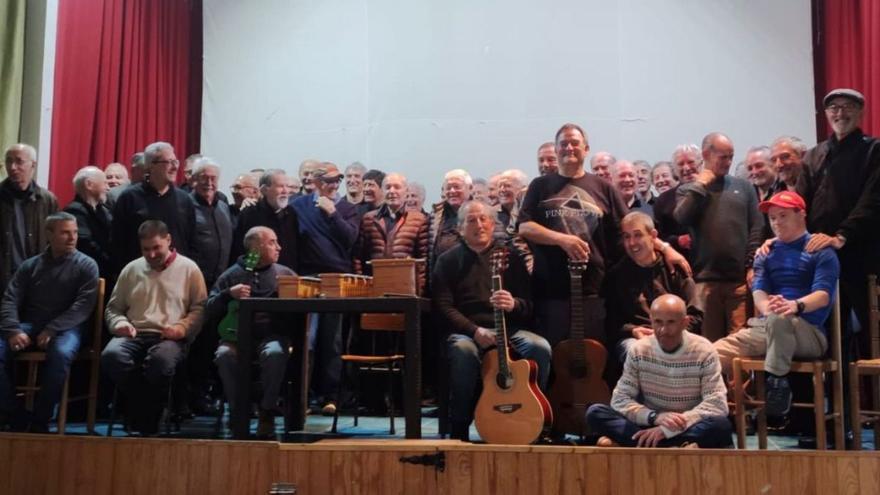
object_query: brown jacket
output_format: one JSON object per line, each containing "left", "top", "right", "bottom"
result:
{"left": 0, "top": 180, "right": 58, "bottom": 292}
{"left": 355, "top": 205, "right": 429, "bottom": 292}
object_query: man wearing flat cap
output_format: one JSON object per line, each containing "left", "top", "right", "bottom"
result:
{"left": 290, "top": 162, "right": 360, "bottom": 414}
{"left": 795, "top": 88, "right": 880, "bottom": 369}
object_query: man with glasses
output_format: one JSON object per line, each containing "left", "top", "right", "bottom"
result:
{"left": 111, "top": 142, "right": 197, "bottom": 269}
{"left": 796, "top": 88, "right": 880, "bottom": 368}
{"left": 229, "top": 173, "right": 260, "bottom": 227}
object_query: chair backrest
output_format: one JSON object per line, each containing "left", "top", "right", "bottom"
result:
{"left": 869, "top": 275, "right": 879, "bottom": 360}
{"left": 87, "top": 278, "right": 106, "bottom": 354}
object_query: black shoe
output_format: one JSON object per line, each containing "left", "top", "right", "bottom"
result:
{"left": 27, "top": 422, "right": 49, "bottom": 434}
{"left": 451, "top": 421, "right": 470, "bottom": 441}
{"left": 765, "top": 374, "right": 792, "bottom": 417}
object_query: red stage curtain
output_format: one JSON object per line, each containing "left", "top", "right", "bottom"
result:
{"left": 49, "top": 0, "right": 202, "bottom": 205}
{"left": 814, "top": 0, "right": 880, "bottom": 139}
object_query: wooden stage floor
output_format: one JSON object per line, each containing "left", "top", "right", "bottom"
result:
{"left": 1, "top": 433, "right": 878, "bottom": 494}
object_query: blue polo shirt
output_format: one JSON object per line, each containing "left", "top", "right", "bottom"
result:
{"left": 752, "top": 232, "right": 840, "bottom": 332}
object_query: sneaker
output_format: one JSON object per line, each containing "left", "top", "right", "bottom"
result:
{"left": 765, "top": 374, "right": 792, "bottom": 417}
{"left": 256, "top": 409, "right": 276, "bottom": 438}
{"left": 321, "top": 402, "right": 337, "bottom": 416}
{"left": 596, "top": 436, "right": 619, "bottom": 447}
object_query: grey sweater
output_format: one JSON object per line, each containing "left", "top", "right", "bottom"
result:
{"left": 0, "top": 249, "right": 99, "bottom": 335}
{"left": 673, "top": 175, "right": 763, "bottom": 283}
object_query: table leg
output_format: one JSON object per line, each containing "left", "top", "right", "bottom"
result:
{"left": 232, "top": 305, "right": 254, "bottom": 440}
{"left": 404, "top": 303, "right": 422, "bottom": 439}
{"left": 285, "top": 315, "right": 310, "bottom": 432}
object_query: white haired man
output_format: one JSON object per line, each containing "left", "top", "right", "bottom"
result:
{"left": 65, "top": 166, "right": 114, "bottom": 281}
{"left": 1, "top": 144, "right": 58, "bottom": 292}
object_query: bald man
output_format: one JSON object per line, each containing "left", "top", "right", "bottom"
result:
{"left": 586, "top": 294, "right": 731, "bottom": 448}
{"left": 207, "top": 226, "right": 297, "bottom": 438}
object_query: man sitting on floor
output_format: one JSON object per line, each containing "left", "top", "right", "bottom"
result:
{"left": 101, "top": 220, "right": 207, "bottom": 434}
{"left": 434, "top": 200, "right": 551, "bottom": 441}
{"left": 208, "top": 226, "right": 296, "bottom": 438}
{"left": 0, "top": 212, "right": 99, "bottom": 432}
{"left": 714, "top": 191, "right": 839, "bottom": 416}
{"left": 586, "top": 294, "right": 731, "bottom": 448}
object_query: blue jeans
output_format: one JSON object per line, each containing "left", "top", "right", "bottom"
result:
{"left": 586, "top": 403, "right": 733, "bottom": 448}
{"left": 215, "top": 335, "right": 290, "bottom": 412}
{"left": 447, "top": 330, "right": 551, "bottom": 425}
{"left": 0, "top": 323, "right": 82, "bottom": 425}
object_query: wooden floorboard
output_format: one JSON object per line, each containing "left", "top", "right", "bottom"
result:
{"left": 0, "top": 434, "right": 877, "bottom": 494}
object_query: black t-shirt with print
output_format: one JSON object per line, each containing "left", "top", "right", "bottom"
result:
{"left": 518, "top": 172, "right": 627, "bottom": 299}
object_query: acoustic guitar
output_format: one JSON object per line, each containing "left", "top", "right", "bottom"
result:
{"left": 474, "top": 249, "right": 553, "bottom": 445}
{"left": 547, "top": 260, "right": 611, "bottom": 437}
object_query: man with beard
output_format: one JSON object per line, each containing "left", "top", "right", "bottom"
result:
{"left": 796, "top": 88, "right": 880, "bottom": 369}
{"left": 518, "top": 123, "right": 688, "bottom": 346}
{"left": 231, "top": 169, "right": 298, "bottom": 271}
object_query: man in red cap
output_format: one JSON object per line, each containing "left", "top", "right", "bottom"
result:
{"left": 714, "top": 191, "right": 839, "bottom": 417}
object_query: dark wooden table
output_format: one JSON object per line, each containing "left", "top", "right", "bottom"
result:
{"left": 231, "top": 296, "right": 431, "bottom": 440}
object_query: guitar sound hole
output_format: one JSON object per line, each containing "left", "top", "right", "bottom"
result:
{"left": 569, "top": 363, "right": 589, "bottom": 378}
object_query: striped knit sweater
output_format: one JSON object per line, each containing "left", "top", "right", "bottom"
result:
{"left": 611, "top": 331, "right": 728, "bottom": 438}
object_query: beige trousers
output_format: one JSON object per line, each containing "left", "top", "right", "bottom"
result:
{"left": 695, "top": 281, "right": 748, "bottom": 342}
{"left": 714, "top": 314, "right": 828, "bottom": 376}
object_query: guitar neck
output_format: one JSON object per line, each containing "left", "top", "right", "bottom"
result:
{"left": 492, "top": 274, "right": 510, "bottom": 376}
{"left": 569, "top": 270, "right": 585, "bottom": 341}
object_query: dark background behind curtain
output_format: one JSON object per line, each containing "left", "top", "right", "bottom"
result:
{"left": 49, "top": 0, "right": 202, "bottom": 205}
{"left": 814, "top": 0, "right": 879, "bottom": 139}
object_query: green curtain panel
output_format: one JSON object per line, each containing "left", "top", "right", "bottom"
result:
{"left": 0, "top": 0, "right": 26, "bottom": 180}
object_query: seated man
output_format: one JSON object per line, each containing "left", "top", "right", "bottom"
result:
{"left": 208, "top": 227, "right": 295, "bottom": 437}
{"left": 605, "top": 212, "right": 702, "bottom": 362}
{"left": 714, "top": 191, "right": 839, "bottom": 416}
{"left": 586, "top": 294, "right": 731, "bottom": 448}
{"left": 0, "top": 212, "right": 99, "bottom": 431}
{"left": 433, "top": 200, "right": 551, "bottom": 441}
{"left": 101, "top": 220, "right": 207, "bottom": 434}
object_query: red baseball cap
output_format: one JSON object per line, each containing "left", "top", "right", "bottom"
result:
{"left": 759, "top": 191, "right": 806, "bottom": 213}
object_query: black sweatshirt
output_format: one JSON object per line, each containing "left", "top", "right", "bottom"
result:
{"left": 431, "top": 240, "right": 532, "bottom": 337}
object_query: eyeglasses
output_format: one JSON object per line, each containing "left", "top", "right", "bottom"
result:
{"left": 152, "top": 159, "right": 180, "bottom": 167}
{"left": 825, "top": 103, "right": 859, "bottom": 114}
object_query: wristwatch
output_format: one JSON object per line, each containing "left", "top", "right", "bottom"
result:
{"left": 647, "top": 410, "right": 658, "bottom": 426}
{"left": 795, "top": 299, "right": 806, "bottom": 315}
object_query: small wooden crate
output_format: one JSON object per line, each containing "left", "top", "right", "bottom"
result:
{"left": 318, "top": 273, "right": 374, "bottom": 298}
{"left": 277, "top": 275, "right": 322, "bottom": 299}
{"left": 361, "top": 258, "right": 421, "bottom": 330}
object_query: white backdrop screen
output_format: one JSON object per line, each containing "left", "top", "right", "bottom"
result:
{"left": 202, "top": 0, "right": 815, "bottom": 202}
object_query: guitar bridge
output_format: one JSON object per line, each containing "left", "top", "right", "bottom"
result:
{"left": 492, "top": 403, "right": 523, "bottom": 414}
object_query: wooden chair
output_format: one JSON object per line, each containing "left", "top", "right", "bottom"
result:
{"left": 330, "top": 319, "right": 404, "bottom": 435}
{"left": 732, "top": 282, "right": 844, "bottom": 450}
{"left": 849, "top": 274, "right": 880, "bottom": 449}
{"left": 15, "top": 278, "right": 105, "bottom": 434}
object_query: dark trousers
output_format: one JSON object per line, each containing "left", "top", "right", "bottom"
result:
{"left": 534, "top": 297, "right": 606, "bottom": 347}
{"left": 308, "top": 313, "right": 343, "bottom": 403}
{"left": 586, "top": 403, "right": 733, "bottom": 448}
